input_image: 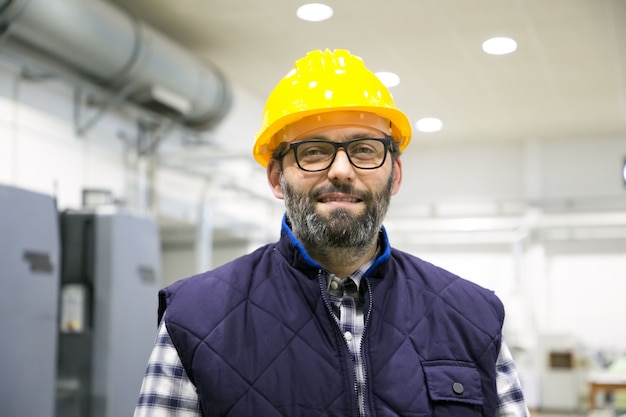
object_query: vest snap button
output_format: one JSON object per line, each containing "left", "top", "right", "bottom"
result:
{"left": 452, "top": 382, "right": 464, "bottom": 394}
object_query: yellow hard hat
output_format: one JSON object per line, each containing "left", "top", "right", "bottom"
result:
{"left": 253, "top": 49, "right": 412, "bottom": 167}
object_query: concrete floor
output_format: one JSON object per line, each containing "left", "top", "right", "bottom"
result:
{"left": 533, "top": 411, "right": 623, "bottom": 417}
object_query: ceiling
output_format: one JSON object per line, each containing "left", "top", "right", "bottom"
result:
{"left": 108, "top": 0, "right": 626, "bottom": 148}
{"left": 104, "top": 0, "right": 626, "bottom": 244}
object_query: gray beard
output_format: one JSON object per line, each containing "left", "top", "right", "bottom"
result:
{"left": 280, "top": 173, "right": 393, "bottom": 261}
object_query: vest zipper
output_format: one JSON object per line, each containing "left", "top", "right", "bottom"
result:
{"left": 360, "top": 277, "right": 373, "bottom": 417}
{"left": 317, "top": 270, "right": 361, "bottom": 417}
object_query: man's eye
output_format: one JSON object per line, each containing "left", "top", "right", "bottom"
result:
{"left": 299, "top": 145, "right": 332, "bottom": 158}
{"left": 301, "top": 147, "right": 320, "bottom": 156}
{"left": 352, "top": 145, "right": 375, "bottom": 154}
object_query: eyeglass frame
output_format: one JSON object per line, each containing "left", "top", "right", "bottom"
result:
{"left": 274, "top": 135, "right": 399, "bottom": 172}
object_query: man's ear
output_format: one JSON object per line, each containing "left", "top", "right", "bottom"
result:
{"left": 391, "top": 157, "right": 403, "bottom": 196}
{"left": 267, "top": 159, "right": 284, "bottom": 199}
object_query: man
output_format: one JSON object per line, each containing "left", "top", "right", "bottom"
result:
{"left": 134, "top": 49, "right": 530, "bottom": 417}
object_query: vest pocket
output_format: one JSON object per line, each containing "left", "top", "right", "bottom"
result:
{"left": 422, "top": 360, "right": 483, "bottom": 417}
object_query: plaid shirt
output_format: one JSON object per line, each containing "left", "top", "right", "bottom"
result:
{"left": 135, "top": 265, "right": 530, "bottom": 417}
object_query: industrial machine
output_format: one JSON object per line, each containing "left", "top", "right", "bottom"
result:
{"left": 0, "top": 183, "right": 162, "bottom": 417}
{"left": 0, "top": 184, "right": 60, "bottom": 417}
{"left": 538, "top": 333, "right": 588, "bottom": 412}
{"left": 56, "top": 207, "right": 161, "bottom": 417}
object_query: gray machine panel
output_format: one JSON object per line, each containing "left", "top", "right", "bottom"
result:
{"left": 0, "top": 184, "right": 60, "bottom": 417}
{"left": 58, "top": 208, "right": 161, "bottom": 417}
{"left": 92, "top": 210, "right": 161, "bottom": 417}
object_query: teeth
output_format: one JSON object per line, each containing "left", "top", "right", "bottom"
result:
{"left": 320, "top": 198, "right": 358, "bottom": 203}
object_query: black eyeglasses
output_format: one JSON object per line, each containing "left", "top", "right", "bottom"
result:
{"left": 283, "top": 138, "right": 392, "bottom": 172}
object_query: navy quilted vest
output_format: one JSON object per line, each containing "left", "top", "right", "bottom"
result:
{"left": 160, "top": 220, "right": 505, "bottom": 417}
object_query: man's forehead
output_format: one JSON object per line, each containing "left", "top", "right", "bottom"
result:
{"left": 279, "top": 111, "right": 392, "bottom": 142}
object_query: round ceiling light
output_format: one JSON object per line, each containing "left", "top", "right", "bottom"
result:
{"left": 482, "top": 37, "right": 517, "bottom": 55}
{"left": 296, "top": 3, "right": 334, "bottom": 22}
{"left": 375, "top": 71, "right": 400, "bottom": 88}
{"left": 416, "top": 117, "right": 443, "bottom": 133}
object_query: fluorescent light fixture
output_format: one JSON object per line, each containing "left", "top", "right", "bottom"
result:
{"left": 296, "top": 3, "right": 333, "bottom": 22}
{"left": 375, "top": 71, "right": 400, "bottom": 88}
{"left": 482, "top": 37, "right": 517, "bottom": 55}
{"left": 623, "top": 158, "right": 626, "bottom": 185}
{"left": 151, "top": 85, "right": 192, "bottom": 115}
{"left": 416, "top": 117, "right": 443, "bottom": 133}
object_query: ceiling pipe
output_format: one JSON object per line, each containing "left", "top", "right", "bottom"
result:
{"left": 0, "top": 0, "right": 231, "bottom": 130}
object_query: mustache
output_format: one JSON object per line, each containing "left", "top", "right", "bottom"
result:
{"left": 309, "top": 183, "right": 367, "bottom": 200}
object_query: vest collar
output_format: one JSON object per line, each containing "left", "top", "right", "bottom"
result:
{"left": 277, "top": 214, "right": 391, "bottom": 280}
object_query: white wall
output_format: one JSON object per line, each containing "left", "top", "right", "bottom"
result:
{"left": 0, "top": 66, "right": 128, "bottom": 206}
{"left": 395, "top": 134, "right": 626, "bottom": 207}
{"left": 543, "top": 240, "right": 626, "bottom": 350}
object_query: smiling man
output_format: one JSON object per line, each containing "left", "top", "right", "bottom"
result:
{"left": 134, "top": 49, "right": 530, "bottom": 417}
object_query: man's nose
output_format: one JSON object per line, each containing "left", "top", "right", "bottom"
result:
{"left": 327, "top": 148, "right": 355, "bottom": 180}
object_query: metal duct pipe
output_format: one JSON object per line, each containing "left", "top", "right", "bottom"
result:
{"left": 0, "top": 0, "right": 231, "bottom": 130}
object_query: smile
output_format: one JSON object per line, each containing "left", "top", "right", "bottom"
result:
{"left": 317, "top": 192, "right": 363, "bottom": 204}
{"left": 319, "top": 197, "right": 360, "bottom": 203}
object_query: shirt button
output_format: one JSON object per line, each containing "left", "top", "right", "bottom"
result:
{"left": 330, "top": 281, "right": 339, "bottom": 290}
{"left": 344, "top": 331, "right": 353, "bottom": 341}
{"left": 452, "top": 382, "right": 464, "bottom": 394}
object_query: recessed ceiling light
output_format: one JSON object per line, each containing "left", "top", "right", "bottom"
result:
{"left": 296, "top": 3, "right": 334, "bottom": 22}
{"left": 416, "top": 117, "right": 443, "bottom": 133}
{"left": 375, "top": 71, "right": 400, "bottom": 88}
{"left": 482, "top": 37, "right": 517, "bottom": 55}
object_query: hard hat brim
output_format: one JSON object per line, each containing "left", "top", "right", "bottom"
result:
{"left": 253, "top": 106, "right": 412, "bottom": 168}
